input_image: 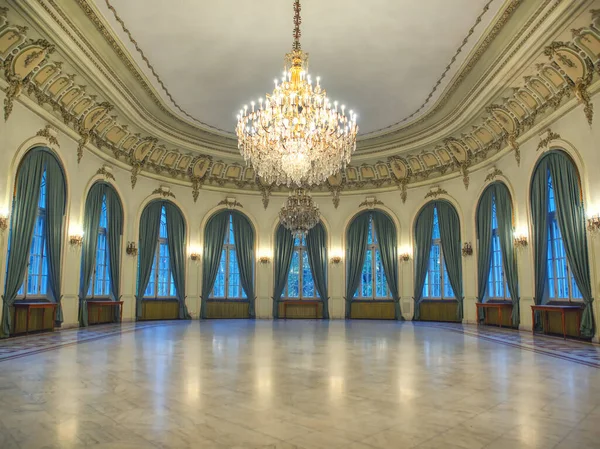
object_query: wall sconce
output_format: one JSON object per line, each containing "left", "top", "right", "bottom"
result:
{"left": 69, "top": 234, "right": 83, "bottom": 247}
{"left": 587, "top": 214, "right": 600, "bottom": 235}
{"left": 190, "top": 253, "right": 201, "bottom": 262}
{"left": 126, "top": 241, "right": 138, "bottom": 257}
{"left": 0, "top": 209, "right": 9, "bottom": 232}
{"left": 258, "top": 256, "right": 271, "bottom": 264}
{"left": 462, "top": 242, "right": 473, "bottom": 257}
{"left": 514, "top": 235, "right": 528, "bottom": 248}
{"left": 398, "top": 246, "right": 412, "bottom": 262}
{"left": 399, "top": 253, "right": 411, "bottom": 262}
{"left": 258, "top": 248, "right": 272, "bottom": 264}
{"left": 330, "top": 255, "right": 342, "bottom": 264}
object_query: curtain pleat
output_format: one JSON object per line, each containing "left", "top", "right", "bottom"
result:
{"left": 272, "top": 224, "right": 295, "bottom": 319}
{"left": 200, "top": 212, "right": 229, "bottom": 318}
{"left": 105, "top": 186, "right": 123, "bottom": 322}
{"left": 547, "top": 153, "right": 594, "bottom": 338}
{"left": 165, "top": 203, "right": 190, "bottom": 319}
{"left": 135, "top": 201, "right": 163, "bottom": 319}
{"left": 42, "top": 153, "right": 66, "bottom": 326}
{"left": 1, "top": 150, "right": 45, "bottom": 336}
{"left": 372, "top": 211, "right": 401, "bottom": 320}
{"left": 476, "top": 187, "right": 494, "bottom": 321}
{"left": 530, "top": 157, "right": 550, "bottom": 330}
{"left": 232, "top": 211, "right": 256, "bottom": 318}
{"left": 345, "top": 212, "right": 370, "bottom": 318}
{"left": 306, "top": 222, "right": 329, "bottom": 319}
{"left": 494, "top": 183, "right": 520, "bottom": 326}
{"left": 437, "top": 201, "right": 464, "bottom": 321}
{"left": 78, "top": 183, "right": 106, "bottom": 327}
{"left": 412, "top": 204, "right": 435, "bottom": 320}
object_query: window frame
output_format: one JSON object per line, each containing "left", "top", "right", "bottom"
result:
{"left": 422, "top": 207, "right": 455, "bottom": 300}
{"left": 17, "top": 170, "right": 48, "bottom": 299}
{"left": 283, "top": 234, "right": 318, "bottom": 300}
{"left": 487, "top": 198, "right": 509, "bottom": 301}
{"left": 87, "top": 195, "right": 111, "bottom": 299}
{"left": 546, "top": 174, "right": 582, "bottom": 303}
{"left": 354, "top": 215, "right": 392, "bottom": 300}
{"left": 210, "top": 214, "right": 247, "bottom": 300}
{"left": 143, "top": 205, "right": 177, "bottom": 300}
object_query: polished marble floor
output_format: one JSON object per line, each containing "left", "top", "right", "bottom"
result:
{"left": 0, "top": 321, "right": 599, "bottom": 449}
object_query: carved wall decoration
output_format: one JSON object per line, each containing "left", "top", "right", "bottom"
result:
{"left": 96, "top": 165, "right": 115, "bottom": 181}
{"left": 484, "top": 167, "right": 503, "bottom": 182}
{"left": 537, "top": 129, "right": 561, "bottom": 151}
{"left": 151, "top": 186, "right": 175, "bottom": 199}
{"left": 359, "top": 197, "right": 384, "bottom": 209}
{"left": 217, "top": 198, "right": 243, "bottom": 209}
{"left": 35, "top": 124, "right": 59, "bottom": 148}
{"left": 425, "top": 186, "right": 448, "bottom": 199}
{"left": 0, "top": 6, "right": 598, "bottom": 196}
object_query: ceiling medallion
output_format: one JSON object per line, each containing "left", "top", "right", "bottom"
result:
{"left": 279, "top": 189, "right": 320, "bottom": 237}
{"left": 235, "top": 0, "right": 358, "bottom": 188}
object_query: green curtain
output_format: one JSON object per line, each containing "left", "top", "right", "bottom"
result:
{"left": 345, "top": 212, "right": 370, "bottom": 318}
{"left": 547, "top": 152, "right": 594, "bottom": 337}
{"left": 1, "top": 150, "right": 45, "bottom": 336}
{"left": 372, "top": 211, "right": 401, "bottom": 320}
{"left": 165, "top": 203, "right": 191, "bottom": 320}
{"left": 105, "top": 186, "right": 123, "bottom": 322}
{"left": 42, "top": 153, "right": 67, "bottom": 326}
{"left": 272, "top": 224, "right": 295, "bottom": 319}
{"left": 306, "top": 222, "right": 329, "bottom": 319}
{"left": 135, "top": 201, "right": 163, "bottom": 318}
{"left": 437, "top": 201, "right": 464, "bottom": 321}
{"left": 495, "top": 183, "right": 520, "bottom": 326}
{"left": 200, "top": 211, "right": 229, "bottom": 318}
{"left": 413, "top": 203, "right": 435, "bottom": 320}
{"left": 530, "top": 157, "right": 550, "bottom": 330}
{"left": 232, "top": 211, "right": 256, "bottom": 318}
{"left": 476, "top": 186, "right": 494, "bottom": 321}
{"left": 78, "top": 183, "right": 106, "bottom": 327}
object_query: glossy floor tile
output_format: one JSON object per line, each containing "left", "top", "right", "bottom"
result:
{"left": 0, "top": 320, "right": 598, "bottom": 448}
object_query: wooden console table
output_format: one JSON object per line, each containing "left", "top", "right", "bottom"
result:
{"left": 476, "top": 302, "right": 513, "bottom": 328}
{"left": 282, "top": 300, "right": 319, "bottom": 319}
{"left": 12, "top": 302, "right": 57, "bottom": 335}
{"left": 530, "top": 304, "right": 583, "bottom": 339}
{"left": 87, "top": 300, "right": 124, "bottom": 324}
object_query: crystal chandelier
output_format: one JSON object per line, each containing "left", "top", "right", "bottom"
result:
{"left": 235, "top": 0, "right": 358, "bottom": 187}
{"left": 279, "top": 189, "right": 320, "bottom": 237}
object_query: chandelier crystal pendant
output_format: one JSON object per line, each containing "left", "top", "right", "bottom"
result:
{"left": 279, "top": 189, "right": 320, "bottom": 237}
{"left": 235, "top": 0, "right": 358, "bottom": 187}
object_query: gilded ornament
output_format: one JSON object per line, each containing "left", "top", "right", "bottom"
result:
{"left": 537, "top": 130, "right": 561, "bottom": 151}
{"left": 485, "top": 168, "right": 503, "bottom": 183}
{"left": 425, "top": 187, "right": 448, "bottom": 200}
{"left": 359, "top": 197, "right": 384, "bottom": 209}
{"left": 151, "top": 187, "right": 176, "bottom": 199}
{"left": 217, "top": 198, "right": 243, "bottom": 209}
{"left": 35, "top": 125, "right": 60, "bottom": 148}
{"left": 96, "top": 166, "right": 115, "bottom": 181}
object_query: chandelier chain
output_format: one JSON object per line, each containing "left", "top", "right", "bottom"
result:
{"left": 293, "top": 0, "right": 302, "bottom": 51}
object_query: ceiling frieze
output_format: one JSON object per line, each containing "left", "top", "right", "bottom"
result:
{"left": 1, "top": 5, "right": 599, "bottom": 208}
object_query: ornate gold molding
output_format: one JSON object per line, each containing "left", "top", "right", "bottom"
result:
{"left": 484, "top": 167, "right": 503, "bottom": 183}
{"left": 359, "top": 197, "right": 384, "bottom": 209}
{"left": 537, "top": 129, "right": 561, "bottom": 152}
{"left": 151, "top": 186, "right": 175, "bottom": 199}
{"left": 35, "top": 124, "right": 60, "bottom": 148}
{"left": 217, "top": 198, "right": 243, "bottom": 209}
{"left": 425, "top": 186, "right": 448, "bottom": 199}
{"left": 96, "top": 165, "right": 115, "bottom": 181}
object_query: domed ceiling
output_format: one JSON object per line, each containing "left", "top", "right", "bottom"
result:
{"left": 91, "top": 0, "right": 504, "bottom": 137}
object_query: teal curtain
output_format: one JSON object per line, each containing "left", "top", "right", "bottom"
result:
{"left": 530, "top": 157, "right": 550, "bottom": 330}
{"left": 437, "top": 201, "right": 463, "bottom": 321}
{"left": 413, "top": 204, "right": 435, "bottom": 320}
{"left": 135, "top": 201, "right": 162, "bottom": 318}
{"left": 1, "top": 150, "right": 45, "bottom": 336}
{"left": 547, "top": 152, "right": 594, "bottom": 337}
{"left": 232, "top": 211, "right": 256, "bottom": 318}
{"left": 105, "top": 186, "right": 123, "bottom": 322}
{"left": 272, "top": 224, "right": 295, "bottom": 318}
{"left": 165, "top": 203, "right": 190, "bottom": 320}
{"left": 42, "top": 153, "right": 66, "bottom": 326}
{"left": 200, "top": 212, "right": 229, "bottom": 318}
{"left": 306, "top": 222, "right": 329, "bottom": 319}
{"left": 345, "top": 212, "right": 370, "bottom": 318}
{"left": 78, "top": 183, "right": 106, "bottom": 327}
{"left": 476, "top": 186, "right": 494, "bottom": 321}
{"left": 495, "top": 183, "right": 520, "bottom": 326}
{"left": 372, "top": 211, "right": 401, "bottom": 320}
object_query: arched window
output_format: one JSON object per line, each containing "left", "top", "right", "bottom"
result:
{"left": 283, "top": 234, "right": 317, "bottom": 299}
{"left": 17, "top": 170, "right": 48, "bottom": 297}
{"left": 87, "top": 196, "right": 110, "bottom": 297}
{"left": 354, "top": 215, "right": 390, "bottom": 299}
{"left": 487, "top": 199, "right": 509, "bottom": 299}
{"left": 211, "top": 214, "right": 247, "bottom": 299}
{"left": 423, "top": 207, "right": 454, "bottom": 299}
{"left": 547, "top": 175, "right": 582, "bottom": 301}
{"left": 144, "top": 205, "right": 176, "bottom": 298}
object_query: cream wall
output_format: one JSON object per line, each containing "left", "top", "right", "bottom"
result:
{"left": 1, "top": 87, "right": 599, "bottom": 341}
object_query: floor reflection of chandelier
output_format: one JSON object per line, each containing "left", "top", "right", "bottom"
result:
{"left": 235, "top": 0, "right": 358, "bottom": 188}
{"left": 279, "top": 189, "right": 320, "bottom": 237}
